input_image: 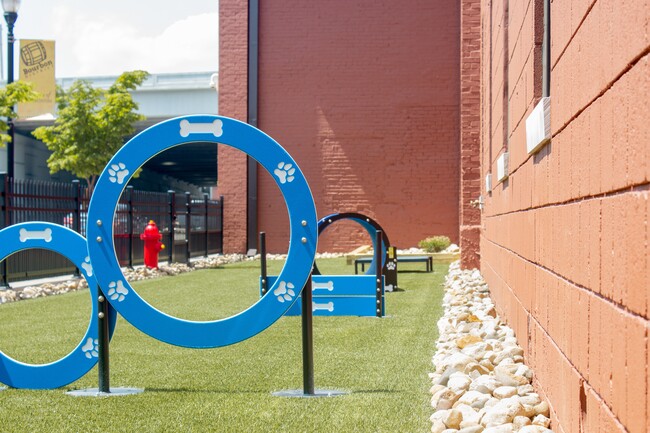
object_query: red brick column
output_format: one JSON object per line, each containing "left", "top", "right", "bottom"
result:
{"left": 217, "top": 0, "right": 248, "bottom": 253}
{"left": 459, "top": 0, "right": 481, "bottom": 269}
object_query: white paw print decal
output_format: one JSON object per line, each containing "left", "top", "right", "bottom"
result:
{"left": 273, "top": 281, "right": 296, "bottom": 303}
{"left": 273, "top": 162, "right": 295, "bottom": 184}
{"left": 108, "top": 162, "right": 129, "bottom": 184}
{"left": 386, "top": 261, "right": 396, "bottom": 271}
{"left": 81, "top": 256, "right": 93, "bottom": 277}
{"left": 81, "top": 338, "right": 99, "bottom": 358}
{"left": 107, "top": 280, "right": 128, "bottom": 302}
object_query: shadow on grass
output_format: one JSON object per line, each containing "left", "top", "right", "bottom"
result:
{"left": 144, "top": 387, "right": 403, "bottom": 395}
{"left": 145, "top": 387, "right": 267, "bottom": 394}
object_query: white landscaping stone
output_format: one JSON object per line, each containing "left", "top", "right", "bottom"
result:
{"left": 431, "top": 419, "right": 447, "bottom": 433}
{"left": 482, "top": 424, "right": 514, "bottom": 433}
{"left": 456, "top": 390, "right": 491, "bottom": 409}
{"left": 454, "top": 404, "right": 480, "bottom": 426}
{"left": 448, "top": 372, "right": 473, "bottom": 393}
{"left": 443, "top": 409, "right": 463, "bottom": 429}
{"left": 532, "top": 414, "right": 551, "bottom": 428}
{"left": 492, "top": 386, "right": 518, "bottom": 399}
{"left": 469, "top": 375, "right": 500, "bottom": 394}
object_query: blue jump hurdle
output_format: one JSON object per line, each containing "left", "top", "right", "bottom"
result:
{"left": 260, "top": 213, "right": 393, "bottom": 317}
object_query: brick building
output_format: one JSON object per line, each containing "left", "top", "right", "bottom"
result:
{"left": 479, "top": 1, "right": 649, "bottom": 432}
{"left": 219, "top": 1, "right": 649, "bottom": 432}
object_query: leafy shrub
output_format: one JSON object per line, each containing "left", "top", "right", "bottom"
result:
{"left": 418, "top": 235, "right": 451, "bottom": 253}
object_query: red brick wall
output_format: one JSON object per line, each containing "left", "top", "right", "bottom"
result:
{"left": 255, "top": 0, "right": 461, "bottom": 253}
{"left": 479, "top": 1, "right": 649, "bottom": 432}
{"left": 217, "top": 0, "right": 248, "bottom": 253}
{"left": 460, "top": 0, "right": 482, "bottom": 269}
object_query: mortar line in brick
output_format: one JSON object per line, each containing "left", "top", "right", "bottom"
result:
{"left": 483, "top": 236, "right": 650, "bottom": 322}
{"left": 551, "top": 44, "right": 650, "bottom": 138}
{"left": 482, "top": 255, "right": 634, "bottom": 433}
{"left": 484, "top": 181, "right": 650, "bottom": 219}
{"left": 582, "top": 380, "right": 632, "bottom": 433}
{"left": 507, "top": 0, "right": 532, "bottom": 66}
{"left": 507, "top": 44, "right": 534, "bottom": 138}
{"left": 550, "top": 0, "right": 597, "bottom": 70}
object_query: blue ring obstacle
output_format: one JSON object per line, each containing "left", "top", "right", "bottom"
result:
{"left": 312, "top": 212, "right": 390, "bottom": 276}
{"left": 87, "top": 115, "right": 317, "bottom": 348}
{"left": 0, "top": 223, "right": 117, "bottom": 389}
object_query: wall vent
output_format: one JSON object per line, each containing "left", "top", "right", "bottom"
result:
{"left": 497, "top": 152, "right": 509, "bottom": 182}
{"left": 525, "top": 96, "right": 551, "bottom": 154}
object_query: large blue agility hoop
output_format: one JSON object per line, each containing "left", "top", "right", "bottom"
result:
{"left": 87, "top": 115, "right": 317, "bottom": 348}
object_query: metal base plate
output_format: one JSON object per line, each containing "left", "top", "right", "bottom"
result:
{"left": 66, "top": 387, "right": 144, "bottom": 397}
{"left": 272, "top": 389, "right": 348, "bottom": 398}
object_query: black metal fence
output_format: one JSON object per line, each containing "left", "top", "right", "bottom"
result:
{"left": 0, "top": 174, "right": 223, "bottom": 284}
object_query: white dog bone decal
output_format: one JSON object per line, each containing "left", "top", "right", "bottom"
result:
{"left": 19, "top": 228, "right": 52, "bottom": 243}
{"left": 312, "top": 280, "right": 334, "bottom": 292}
{"left": 179, "top": 119, "right": 223, "bottom": 138}
{"left": 312, "top": 301, "right": 334, "bottom": 312}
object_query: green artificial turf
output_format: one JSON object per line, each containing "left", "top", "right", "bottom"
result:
{"left": 0, "top": 258, "right": 446, "bottom": 432}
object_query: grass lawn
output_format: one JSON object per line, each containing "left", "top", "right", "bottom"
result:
{"left": 0, "top": 258, "right": 446, "bottom": 432}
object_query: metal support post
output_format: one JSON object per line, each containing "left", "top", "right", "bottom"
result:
{"left": 97, "top": 286, "right": 111, "bottom": 393}
{"left": 185, "top": 192, "right": 191, "bottom": 265}
{"left": 375, "top": 230, "right": 383, "bottom": 317}
{"left": 301, "top": 273, "right": 315, "bottom": 395}
{"left": 167, "top": 190, "right": 175, "bottom": 264}
{"left": 219, "top": 195, "right": 224, "bottom": 253}
{"left": 203, "top": 193, "right": 209, "bottom": 257}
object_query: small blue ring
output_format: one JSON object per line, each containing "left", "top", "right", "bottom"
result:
{"left": 0, "top": 222, "right": 117, "bottom": 389}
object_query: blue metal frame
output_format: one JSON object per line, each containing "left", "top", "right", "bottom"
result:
{"left": 263, "top": 275, "right": 385, "bottom": 317}
{"left": 0, "top": 222, "right": 117, "bottom": 389}
{"left": 315, "top": 213, "right": 388, "bottom": 275}
{"left": 87, "top": 115, "right": 317, "bottom": 348}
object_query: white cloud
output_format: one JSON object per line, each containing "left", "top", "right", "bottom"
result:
{"left": 50, "top": 6, "right": 218, "bottom": 77}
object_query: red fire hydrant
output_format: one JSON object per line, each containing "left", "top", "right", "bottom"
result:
{"left": 140, "top": 220, "right": 165, "bottom": 268}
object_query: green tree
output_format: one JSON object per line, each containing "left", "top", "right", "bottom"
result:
{"left": 0, "top": 81, "right": 40, "bottom": 146}
{"left": 33, "top": 70, "right": 149, "bottom": 191}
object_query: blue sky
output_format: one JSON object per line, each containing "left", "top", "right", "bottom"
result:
{"left": 6, "top": 0, "right": 218, "bottom": 78}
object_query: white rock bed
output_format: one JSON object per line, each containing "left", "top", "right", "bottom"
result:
{"left": 430, "top": 261, "right": 554, "bottom": 433}
{"left": 0, "top": 254, "right": 251, "bottom": 304}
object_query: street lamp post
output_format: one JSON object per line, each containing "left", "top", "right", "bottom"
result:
{"left": 2, "top": 0, "right": 20, "bottom": 180}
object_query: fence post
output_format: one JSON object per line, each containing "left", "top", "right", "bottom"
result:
{"left": 219, "top": 195, "right": 224, "bottom": 254}
{"left": 203, "top": 193, "right": 209, "bottom": 258}
{"left": 185, "top": 192, "right": 191, "bottom": 265}
{"left": 167, "top": 190, "right": 175, "bottom": 264}
{"left": 126, "top": 186, "right": 134, "bottom": 269}
{"left": 0, "top": 173, "right": 8, "bottom": 288}
{"left": 72, "top": 180, "right": 82, "bottom": 278}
